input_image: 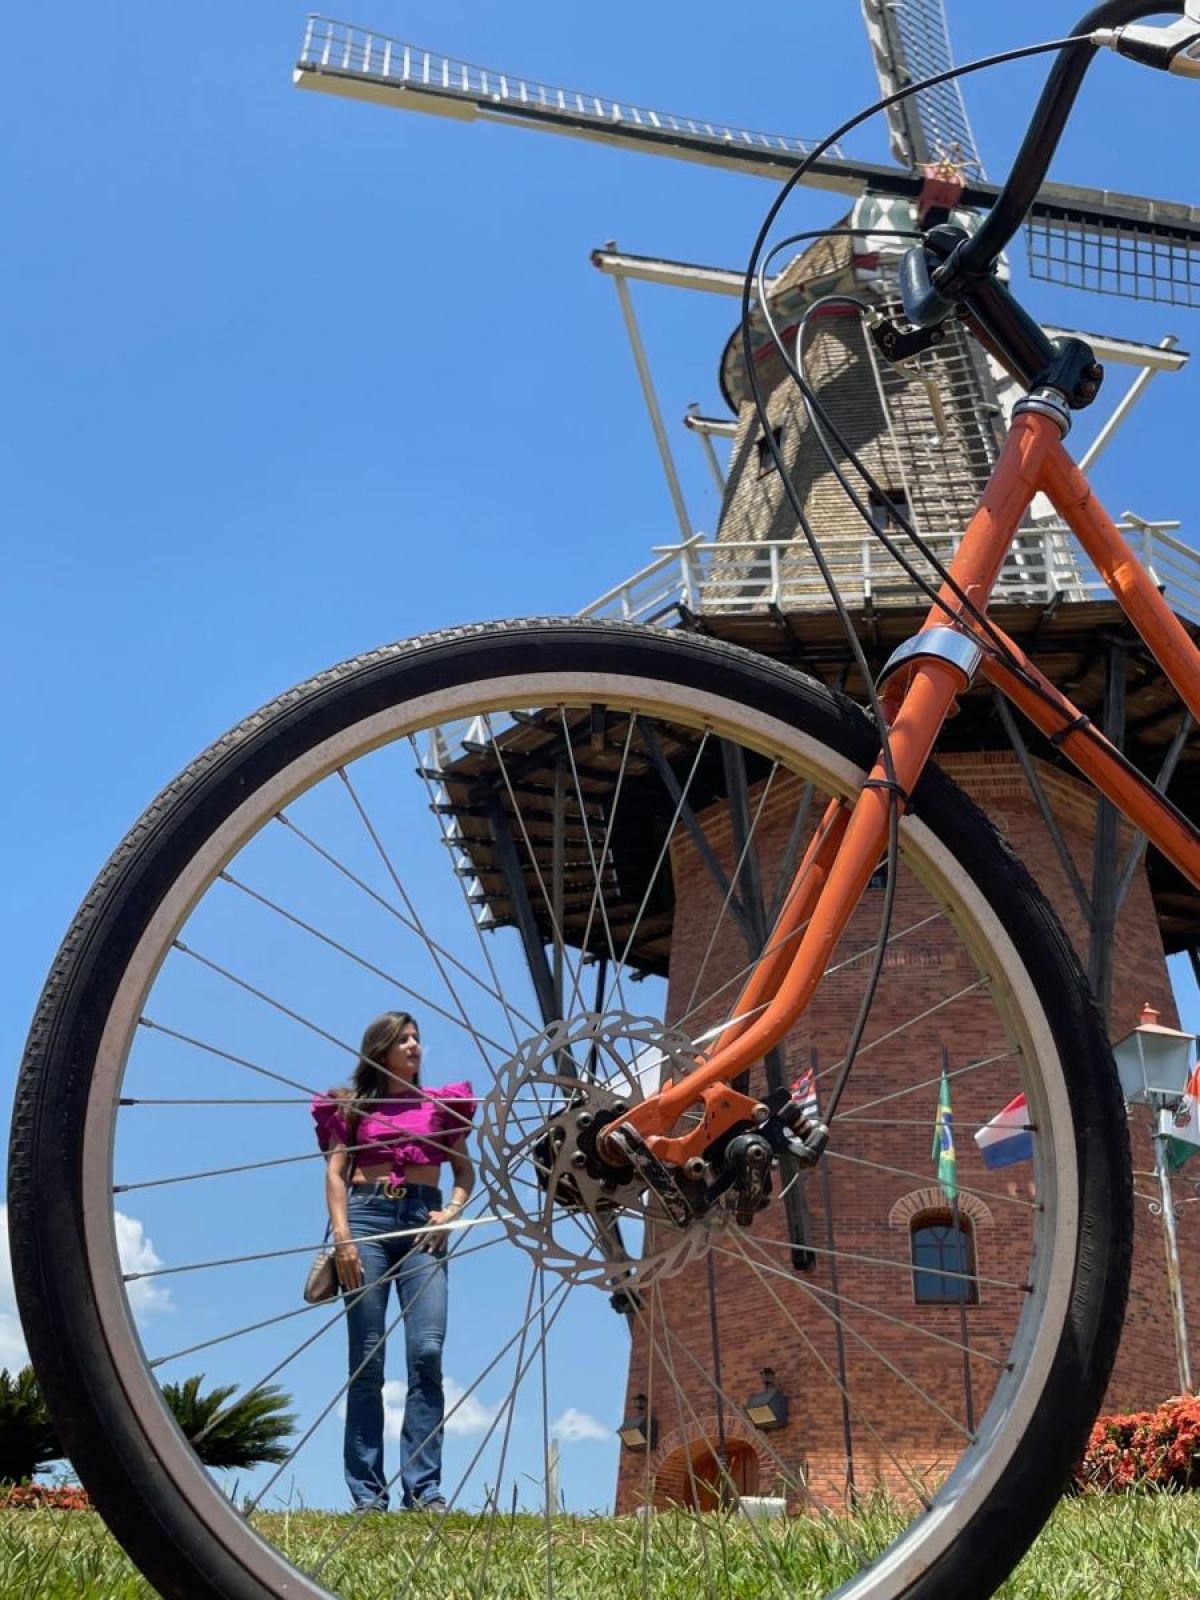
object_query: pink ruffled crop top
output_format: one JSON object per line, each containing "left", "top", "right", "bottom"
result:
{"left": 311, "top": 1082, "right": 475, "bottom": 1179}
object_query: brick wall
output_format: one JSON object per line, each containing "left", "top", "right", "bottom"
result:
{"left": 614, "top": 755, "right": 1198, "bottom": 1511}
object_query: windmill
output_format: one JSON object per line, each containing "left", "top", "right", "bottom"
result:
{"left": 292, "top": 0, "right": 1198, "bottom": 1025}
{"left": 292, "top": 3, "right": 1200, "bottom": 1508}
{"left": 292, "top": 5, "right": 1197, "bottom": 723}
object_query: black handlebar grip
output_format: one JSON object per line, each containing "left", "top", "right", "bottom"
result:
{"left": 898, "top": 246, "right": 961, "bottom": 329}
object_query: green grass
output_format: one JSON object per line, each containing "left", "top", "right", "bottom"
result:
{"left": 1, "top": 1492, "right": 1198, "bottom": 1598}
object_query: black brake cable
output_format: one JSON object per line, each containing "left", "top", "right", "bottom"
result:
{"left": 752, "top": 234, "right": 1001, "bottom": 632}
{"left": 739, "top": 34, "right": 1088, "bottom": 1126}
{"left": 755, "top": 248, "right": 1071, "bottom": 688}
{"left": 773, "top": 288, "right": 1022, "bottom": 649}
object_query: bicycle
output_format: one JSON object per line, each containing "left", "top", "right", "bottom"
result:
{"left": 8, "top": 4, "right": 1200, "bottom": 1598}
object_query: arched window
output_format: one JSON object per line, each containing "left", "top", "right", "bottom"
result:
{"left": 910, "top": 1211, "right": 978, "bottom": 1305}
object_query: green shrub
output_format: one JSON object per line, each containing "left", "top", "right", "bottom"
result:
{"left": 0, "top": 1366, "right": 297, "bottom": 1482}
{"left": 0, "top": 1367, "right": 63, "bottom": 1484}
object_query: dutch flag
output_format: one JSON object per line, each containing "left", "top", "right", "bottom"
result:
{"left": 973, "top": 1093, "right": 1033, "bottom": 1170}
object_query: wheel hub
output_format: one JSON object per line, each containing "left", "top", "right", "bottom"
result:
{"left": 476, "top": 1011, "right": 724, "bottom": 1292}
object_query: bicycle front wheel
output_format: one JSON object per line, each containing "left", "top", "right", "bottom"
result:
{"left": 10, "top": 619, "right": 1129, "bottom": 1600}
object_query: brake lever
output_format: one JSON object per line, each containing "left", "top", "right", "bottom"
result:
{"left": 1094, "top": 13, "right": 1200, "bottom": 75}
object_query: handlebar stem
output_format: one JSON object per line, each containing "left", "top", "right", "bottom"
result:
{"left": 899, "top": 224, "right": 1057, "bottom": 389}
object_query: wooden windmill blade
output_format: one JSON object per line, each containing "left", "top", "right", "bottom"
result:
{"left": 294, "top": 12, "right": 1200, "bottom": 305}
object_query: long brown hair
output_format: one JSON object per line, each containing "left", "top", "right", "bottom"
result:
{"left": 342, "top": 1011, "right": 420, "bottom": 1143}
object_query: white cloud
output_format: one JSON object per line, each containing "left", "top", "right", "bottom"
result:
{"left": 444, "top": 1377, "right": 502, "bottom": 1437}
{"left": 381, "top": 1378, "right": 406, "bottom": 1440}
{"left": 0, "top": 1315, "right": 28, "bottom": 1374}
{"left": 551, "top": 1407, "right": 610, "bottom": 1443}
{"left": 373, "top": 1375, "right": 500, "bottom": 1440}
{"left": 0, "top": 1206, "right": 170, "bottom": 1374}
{"left": 0, "top": 1206, "right": 29, "bottom": 1373}
{"left": 113, "top": 1212, "right": 174, "bottom": 1319}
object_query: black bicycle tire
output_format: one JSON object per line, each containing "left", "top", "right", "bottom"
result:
{"left": 9, "top": 617, "right": 1131, "bottom": 1600}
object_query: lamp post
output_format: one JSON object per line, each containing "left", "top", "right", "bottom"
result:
{"left": 617, "top": 1393, "right": 657, "bottom": 1452}
{"left": 745, "top": 1368, "right": 789, "bottom": 1432}
{"left": 1112, "top": 1004, "right": 1199, "bottom": 1395}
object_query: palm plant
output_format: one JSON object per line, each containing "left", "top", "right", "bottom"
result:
{"left": 159, "top": 1375, "right": 297, "bottom": 1470}
{"left": 0, "top": 1365, "right": 296, "bottom": 1481}
{"left": 0, "top": 1366, "right": 63, "bottom": 1483}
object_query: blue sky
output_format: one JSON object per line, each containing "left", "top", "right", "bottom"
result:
{"left": 4, "top": 1, "right": 1198, "bottom": 1516}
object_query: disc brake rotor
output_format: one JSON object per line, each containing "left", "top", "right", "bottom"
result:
{"left": 477, "top": 1011, "right": 725, "bottom": 1292}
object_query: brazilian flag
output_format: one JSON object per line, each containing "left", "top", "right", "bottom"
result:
{"left": 932, "top": 1066, "right": 957, "bottom": 1204}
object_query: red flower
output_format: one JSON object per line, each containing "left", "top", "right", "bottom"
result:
{"left": 0, "top": 1483, "right": 92, "bottom": 1511}
{"left": 1072, "top": 1397, "right": 1200, "bottom": 1492}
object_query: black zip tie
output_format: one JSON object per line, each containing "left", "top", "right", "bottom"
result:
{"left": 860, "top": 777, "right": 911, "bottom": 806}
{"left": 1049, "top": 713, "right": 1092, "bottom": 748}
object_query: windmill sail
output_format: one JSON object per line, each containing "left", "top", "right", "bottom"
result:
{"left": 861, "top": 0, "right": 984, "bottom": 175}
{"left": 295, "top": 13, "right": 1200, "bottom": 306}
{"left": 294, "top": 15, "right": 843, "bottom": 178}
{"left": 1026, "top": 205, "right": 1200, "bottom": 308}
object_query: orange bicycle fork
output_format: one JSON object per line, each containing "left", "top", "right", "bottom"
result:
{"left": 603, "top": 408, "right": 1200, "bottom": 1169}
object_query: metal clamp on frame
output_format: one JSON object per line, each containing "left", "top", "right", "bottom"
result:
{"left": 878, "top": 626, "right": 986, "bottom": 694}
{"left": 1013, "top": 386, "right": 1073, "bottom": 437}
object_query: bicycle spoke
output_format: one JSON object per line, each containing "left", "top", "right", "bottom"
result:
{"left": 274, "top": 801, "right": 540, "bottom": 1041}
{"left": 821, "top": 1148, "right": 1040, "bottom": 1214}
{"left": 670, "top": 906, "right": 948, "bottom": 1046}
{"left": 555, "top": 705, "right": 639, "bottom": 1023}
{"left": 408, "top": 731, "right": 530, "bottom": 1052}
{"left": 148, "top": 1299, "right": 343, "bottom": 1369}
{"left": 125, "top": 1212, "right": 510, "bottom": 1283}
{"left": 136, "top": 1017, "right": 320, "bottom": 1097}
{"left": 483, "top": 711, "right": 588, "bottom": 1021}
{"left": 725, "top": 1232, "right": 978, "bottom": 1439}
{"left": 334, "top": 1279, "right": 577, "bottom": 1589}
{"left": 722, "top": 1230, "right": 946, "bottom": 1507}
{"left": 734, "top": 1225, "right": 1029, "bottom": 1296}
{"left": 614, "top": 727, "right": 712, "bottom": 979}
{"left": 681, "top": 756, "right": 784, "bottom": 1024}
{"left": 114, "top": 1125, "right": 479, "bottom": 1194}
{"left": 624, "top": 1279, "right": 829, "bottom": 1562}
{"left": 708, "top": 1235, "right": 1009, "bottom": 1368}
{"left": 212, "top": 875, "right": 514, "bottom": 1057}
{"left": 843, "top": 1048, "right": 1018, "bottom": 1118}
{"left": 248, "top": 1212, "right": 528, "bottom": 1519}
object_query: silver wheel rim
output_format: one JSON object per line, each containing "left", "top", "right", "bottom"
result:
{"left": 69, "top": 658, "right": 1078, "bottom": 1599}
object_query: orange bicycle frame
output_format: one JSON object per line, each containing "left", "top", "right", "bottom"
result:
{"left": 614, "top": 408, "right": 1200, "bottom": 1160}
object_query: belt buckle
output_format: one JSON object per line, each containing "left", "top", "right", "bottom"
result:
{"left": 383, "top": 1176, "right": 407, "bottom": 1199}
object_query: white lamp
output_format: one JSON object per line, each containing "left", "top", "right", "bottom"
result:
{"left": 1112, "top": 1004, "right": 1197, "bottom": 1108}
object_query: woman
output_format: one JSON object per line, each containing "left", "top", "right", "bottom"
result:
{"left": 312, "top": 1010, "right": 475, "bottom": 1513}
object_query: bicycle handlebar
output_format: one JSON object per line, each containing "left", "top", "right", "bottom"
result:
{"left": 901, "top": 2, "right": 1191, "bottom": 331}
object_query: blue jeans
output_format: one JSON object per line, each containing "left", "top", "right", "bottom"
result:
{"left": 342, "top": 1186, "right": 448, "bottom": 1511}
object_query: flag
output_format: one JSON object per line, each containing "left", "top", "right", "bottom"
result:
{"left": 789, "top": 1066, "right": 820, "bottom": 1124}
{"left": 932, "top": 1066, "right": 957, "bottom": 1203}
{"left": 1166, "top": 1059, "right": 1200, "bottom": 1172}
{"left": 974, "top": 1093, "right": 1033, "bottom": 1170}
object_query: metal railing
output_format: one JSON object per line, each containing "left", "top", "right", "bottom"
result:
{"left": 580, "top": 519, "right": 1199, "bottom": 625}
{"left": 431, "top": 518, "right": 1193, "bottom": 918}
{"left": 577, "top": 537, "right": 708, "bottom": 624}
{"left": 297, "top": 15, "right": 840, "bottom": 160}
